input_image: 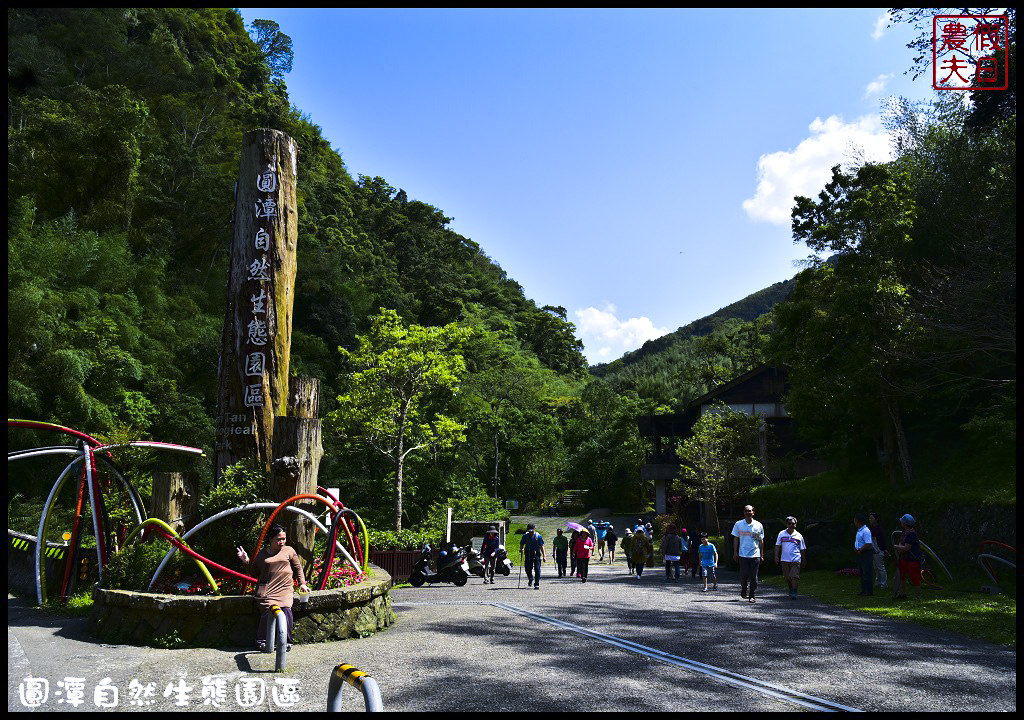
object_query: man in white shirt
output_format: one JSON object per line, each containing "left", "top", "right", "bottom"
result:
{"left": 853, "top": 513, "right": 875, "bottom": 596}
{"left": 774, "top": 516, "right": 807, "bottom": 599}
{"left": 731, "top": 504, "right": 765, "bottom": 603}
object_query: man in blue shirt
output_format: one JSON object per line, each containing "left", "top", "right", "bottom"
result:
{"left": 519, "top": 524, "right": 546, "bottom": 590}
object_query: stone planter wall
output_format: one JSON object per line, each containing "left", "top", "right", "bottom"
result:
{"left": 88, "top": 564, "right": 395, "bottom": 648}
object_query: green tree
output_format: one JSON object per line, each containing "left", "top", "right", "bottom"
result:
{"left": 673, "top": 402, "right": 765, "bottom": 535}
{"left": 330, "top": 309, "right": 472, "bottom": 531}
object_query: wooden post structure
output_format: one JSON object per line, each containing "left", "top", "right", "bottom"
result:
{"left": 272, "top": 376, "right": 323, "bottom": 567}
{"left": 215, "top": 129, "right": 299, "bottom": 481}
{"left": 151, "top": 472, "right": 199, "bottom": 534}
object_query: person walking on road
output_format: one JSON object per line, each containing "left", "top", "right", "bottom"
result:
{"left": 575, "top": 528, "right": 595, "bottom": 583}
{"left": 621, "top": 528, "right": 635, "bottom": 575}
{"left": 774, "top": 516, "right": 807, "bottom": 599}
{"left": 661, "top": 525, "right": 684, "bottom": 582}
{"left": 867, "top": 512, "right": 888, "bottom": 591}
{"left": 891, "top": 513, "right": 922, "bottom": 602}
{"left": 605, "top": 525, "right": 618, "bottom": 564}
{"left": 520, "top": 524, "right": 546, "bottom": 590}
{"left": 569, "top": 530, "right": 579, "bottom": 578}
{"left": 481, "top": 526, "right": 500, "bottom": 584}
{"left": 596, "top": 520, "right": 609, "bottom": 561}
{"left": 687, "top": 525, "right": 702, "bottom": 580}
{"left": 698, "top": 533, "right": 718, "bottom": 591}
{"left": 632, "top": 528, "right": 652, "bottom": 578}
{"left": 853, "top": 513, "right": 875, "bottom": 596}
{"left": 731, "top": 505, "right": 765, "bottom": 603}
{"left": 553, "top": 528, "right": 569, "bottom": 578}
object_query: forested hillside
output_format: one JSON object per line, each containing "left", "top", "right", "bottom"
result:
{"left": 7, "top": 8, "right": 598, "bottom": 530}
{"left": 590, "top": 278, "right": 793, "bottom": 408}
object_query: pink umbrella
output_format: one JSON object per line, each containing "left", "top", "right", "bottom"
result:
{"left": 565, "top": 521, "right": 586, "bottom": 532}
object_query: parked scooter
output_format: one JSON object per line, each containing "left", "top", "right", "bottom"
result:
{"left": 465, "top": 545, "right": 486, "bottom": 578}
{"left": 408, "top": 544, "right": 470, "bottom": 587}
{"left": 494, "top": 545, "right": 514, "bottom": 576}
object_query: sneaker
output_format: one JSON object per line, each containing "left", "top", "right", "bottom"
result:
{"left": 702, "top": 587, "right": 707, "bottom": 592}
{"left": 256, "top": 641, "right": 266, "bottom": 651}
{"left": 741, "top": 591, "right": 747, "bottom": 599}
{"left": 286, "top": 643, "right": 292, "bottom": 652}
{"left": 748, "top": 596, "right": 756, "bottom": 603}
{"left": 713, "top": 585, "right": 718, "bottom": 590}
{"left": 534, "top": 584, "right": 540, "bottom": 590}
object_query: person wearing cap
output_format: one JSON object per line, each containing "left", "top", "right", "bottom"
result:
{"left": 731, "top": 505, "right": 765, "bottom": 602}
{"left": 774, "top": 516, "right": 807, "bottom": 599}
{"left": 621, "top": 528, "right": 635, "bottom": 575}
{"left": 853, "top": 513, "right": 875, "bottom": 596}
{"left": 519, "top": 523, "right": 546, "bottom": 589}
{"left": 574, "top": 526, "right": 595, "bottom": 583}
{"left": 867, "top": 512, "right": 888, "bottom": 591}
{"left": 595, "top": 520, "right": 609, "bottom": 561}
{"left": 631, "top": 527, "right": 652, "bottom": 578}
{"left": 891, "top": 514, "right": 922, "bottom": 601}
{"left": 481, "top": 526, "right": 500, "bottom": 584}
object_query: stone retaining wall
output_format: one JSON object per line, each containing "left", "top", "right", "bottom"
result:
{"left": 88, "top": 564, "right": 395, "bottom": 648}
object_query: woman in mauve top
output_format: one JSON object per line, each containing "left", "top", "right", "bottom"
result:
{"left": 236, "top": 524, "right": 309, "bottom": 649}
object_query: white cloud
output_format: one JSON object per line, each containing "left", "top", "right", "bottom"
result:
{"left": 574, "top": 304, "right": 669, "bottom": 364}
{"left": 742, "top": 114, "right": 894, "bottom": 225}
{"left": 864, "top": 73, "right": 892, "bottom": 97}
{"left": 872, "top": 12, "right": 889, "bottom": 40}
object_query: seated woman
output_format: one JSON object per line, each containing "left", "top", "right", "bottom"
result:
{"left": 236, "top": 524, "right": 309, "bottom": 650}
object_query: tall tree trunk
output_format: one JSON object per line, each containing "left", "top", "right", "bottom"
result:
{"left": 885, "top": 395, "right": 913, "bottom": 485}
{"left": 215, "top": 129, "right": 299, "bottom": 482}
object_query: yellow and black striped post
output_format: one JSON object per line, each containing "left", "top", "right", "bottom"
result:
{"left": 326, "top": 663, "right": 383, "bottom": 712}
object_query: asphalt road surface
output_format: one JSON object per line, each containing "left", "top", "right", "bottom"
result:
{"left": 7, "top": 559, "right": 1016, "bottom": 712}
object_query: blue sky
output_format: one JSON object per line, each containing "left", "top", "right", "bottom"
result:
{"left": 238, "top": 8, "right": 939, "bottom": 364}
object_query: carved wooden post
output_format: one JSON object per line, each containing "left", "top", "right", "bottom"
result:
{"left": 272, "top": 376, "right": 323, "bottom": 567}
{"left": 215, "top": 129, "right": 299, "bottom": 482}
{"left": 151, "top": 472, "right": 199, "bottom": 534}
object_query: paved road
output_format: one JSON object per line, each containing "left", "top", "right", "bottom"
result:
{"left": 8, "top": 559, "right": 1016, "bottom": 712}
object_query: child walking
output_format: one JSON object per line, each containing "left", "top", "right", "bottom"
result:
{"left": 698, "top": 533, "right": 718, "bottom": 591}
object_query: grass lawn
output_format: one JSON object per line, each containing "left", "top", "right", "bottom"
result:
{"left": 760, "top": 570, "right": 1016, "bottom": 647}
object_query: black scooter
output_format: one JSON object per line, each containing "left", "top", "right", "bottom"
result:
{"left": 408, "top": 544, "right": 470, "bottom": 587}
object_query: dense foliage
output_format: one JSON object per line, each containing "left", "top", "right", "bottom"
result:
{"left": 5, "top": 9, "right": 621, "bottom": 536}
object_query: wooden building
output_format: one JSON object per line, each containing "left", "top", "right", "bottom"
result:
{"left": 637, "top": 365, "right": 828, "bottom": 515}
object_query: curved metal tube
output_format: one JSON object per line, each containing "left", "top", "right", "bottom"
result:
{"left": 254, "top": 494, "right": 345, "bottom": 562}
{"left": 978, "top": 553, "right": 1016, "bottom": 589}
{"left": 150, "top": 527, "right": 257, "bottom": 585}
{"left": 326, "top": 663, "right": 383, "bottom": 712}
{"left": 148, "top": 504, "right": 357, "bottom": 590}
{"left": 336, "top": 508, "right": 369, "bottom": 572}
{"left": 889, "top": 530, "right": 953, "bottom": 580}
{"left": 123, "top": 518, "right": 220, "bottom": 594}
{"left": 266, "top": 605, "right": 288, "bottom": 672}
{"left": 35, "top": 455, "right": 84, "bottom": 605}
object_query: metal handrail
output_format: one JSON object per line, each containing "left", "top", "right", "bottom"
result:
{"left": 978, "top": 553, "right": 1016, "bottom": 594}
{"left": 266, "top": 605, "right": 288, "bottom": 672}
{"left": 326, "top": 663, "right": 383, "bottom": 712}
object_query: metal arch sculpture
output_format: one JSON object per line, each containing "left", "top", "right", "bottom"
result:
{"left": 10, "top": 419, "right": 370, "bottom": 603}
{"left": 147, "top": 503, "right": 358, "bottom": 591}
{"left": 8, "top": 418, "right": 204, "bottom": 605}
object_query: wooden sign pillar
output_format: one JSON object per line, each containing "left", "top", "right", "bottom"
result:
{"left": 272, "top": 376, "right": 324, "bottom": 567}
{"left": 215, "top": 129, "right": 299, "bottom": 481}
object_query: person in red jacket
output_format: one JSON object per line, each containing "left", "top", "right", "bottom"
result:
{"left": 574, "top": 530, "right": 595, "bottom": 583}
